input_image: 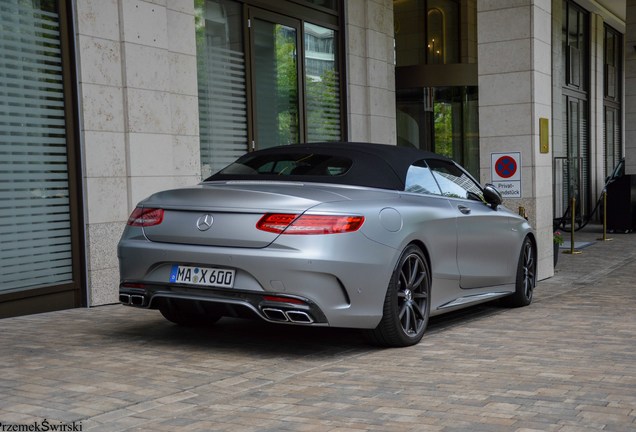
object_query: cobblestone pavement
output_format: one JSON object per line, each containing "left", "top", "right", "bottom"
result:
{"left": 1, "top": 226, "right": 635, "bottom": 431}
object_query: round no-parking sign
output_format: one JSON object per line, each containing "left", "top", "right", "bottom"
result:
{"left": 494, "top": 155, "right": 517, "bottom": 179}
{"left": 491, "top": 152, "right": 521, "bottom": 198}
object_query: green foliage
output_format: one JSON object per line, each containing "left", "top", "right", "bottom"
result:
{"left": 275, "top": 27, "right": 299, "bottom": 144}
{"left": 434, "top": 102, "right": 453, "bottom": 158}
{"left": 306, "top": 68, "right": 340, "bottom": 141}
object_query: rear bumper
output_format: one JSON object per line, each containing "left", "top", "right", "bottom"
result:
{"left": 118, "top": 234, "right": 398, "bottom": 329}
{"left": 119, "top": 284, "right": 329, "bottom": 325}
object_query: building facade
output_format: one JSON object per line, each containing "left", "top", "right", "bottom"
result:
{"left": 0, "top": 0, "right": 632, "bottom": 316}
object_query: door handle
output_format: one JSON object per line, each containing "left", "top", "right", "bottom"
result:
{"left": 458, "top": 205, "right": 471, "bottom": 215}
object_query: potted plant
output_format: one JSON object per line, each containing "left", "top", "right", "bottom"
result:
{"left": 553, "top": 231, "right": 563, "bottom": 266}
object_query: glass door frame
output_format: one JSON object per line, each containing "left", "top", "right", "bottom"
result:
{"left": 247, "top": 8, "right": 304, "bottom": 150}
{"left": 557, "top": 0, "right": 590, "bottom": 222}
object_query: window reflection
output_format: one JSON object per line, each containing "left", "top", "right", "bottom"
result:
{"left": 253, "top": 20, "right": 299, "bottom": 148}
{"left": 195, "top": 0, "right": 248, "bottom": 177}
{"left": 427, "top": 159, "right": 482, "bottom": 200}
{"left": 395, "top": 0, "right": 460, "bottom": 66}
{"left": 304, "top": 23, "right": 341, "bottom": 142}
{"left": 405, "top": 161, "right": 442, "bottom": 195}
{"left": 427, "top": 8, "right": 443, "bottom": 64}
{"left": 397, "top": 86, "right": 479, "bottom": 179}
{"left": 196, "top": 0, "right": 343, "bottom": 163}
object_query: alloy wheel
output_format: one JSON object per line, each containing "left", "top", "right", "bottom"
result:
{"left": 521, "top": 241, "right": 536, "bottom": 300}
{"left": 397, "top": 252, "right": 429, "bottom": 336}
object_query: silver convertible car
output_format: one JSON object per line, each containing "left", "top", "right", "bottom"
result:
{"left": 118, "top": 142, "right": 536, "bottom": 347}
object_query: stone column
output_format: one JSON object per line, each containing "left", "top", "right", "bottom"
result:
{"left": 76, "top": 0, "right": 200, "bottom": 305}
{"left": 477, "top": 0, "right": 554, "bottom": 279}
{"left": 345, "top": 0, "right": 396, "bottom": 144}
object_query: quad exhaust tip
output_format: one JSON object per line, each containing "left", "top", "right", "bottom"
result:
{"left": 119, "top": 294, "right": 145, "bottom": 307}
{"left": 285, "top": 310, "right": 313, "bottom": 323}
{"left": 262, "top": 308, "right": 287, "bottom": 321}
{"left": 262, "top": 308, "right": 314, "bottom": 324}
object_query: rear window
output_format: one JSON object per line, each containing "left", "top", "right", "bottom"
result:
{"left": 217, "top": 153, "right": 353, "bottom": 177}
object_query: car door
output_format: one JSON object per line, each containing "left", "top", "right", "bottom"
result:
{"left": 427, "top": 159, "right": 517, "bottom": 289}
{"left": 403, "top": 160, "right": 459, "bottom": 282}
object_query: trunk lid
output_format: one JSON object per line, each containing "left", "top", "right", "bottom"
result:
{"left": 141, "top": 182, "right": 349, "bottom": 248}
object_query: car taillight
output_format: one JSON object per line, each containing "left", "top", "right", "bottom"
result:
{"left": 256, "top": 213, "right": 364, "bottom": 235}
{"left": 127, "top": 207, "right": 164, "bottom": 227}
{"left": 255, "top": 213, "right": 298, "bottom": 233}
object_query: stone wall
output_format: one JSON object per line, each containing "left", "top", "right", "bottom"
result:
{"left": 477, "top": 0, "right": 554, "bottom": 279}
{"left": 345, "top": 0, "right": 397, "bottom": 144}
{"left": 75, "top": 0, "right": 200, "bottom": 305}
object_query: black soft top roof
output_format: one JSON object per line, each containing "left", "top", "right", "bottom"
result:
{"left": 206, "top": 142, "right": 453, "bottom": 190}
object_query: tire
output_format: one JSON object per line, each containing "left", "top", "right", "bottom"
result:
{"left": 502, "top": 237, "right": 536, "bottom": 307}
{"left": 159, "top": 303, "right": 221, "bottom": 327}
{"left": 368, "top": 245, "right": 431, "bottom": 347}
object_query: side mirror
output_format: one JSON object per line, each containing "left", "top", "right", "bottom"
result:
{"left": 483, "top": 184, "right": 503, "bottom": 209}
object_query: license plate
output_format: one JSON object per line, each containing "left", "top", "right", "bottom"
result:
{"left": 169, "top": 265, "right": 235, "bottom": 288}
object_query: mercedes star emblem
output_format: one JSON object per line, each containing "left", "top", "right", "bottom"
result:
{"left": 196, "top": 214, "right": 214, "bottom": 231}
